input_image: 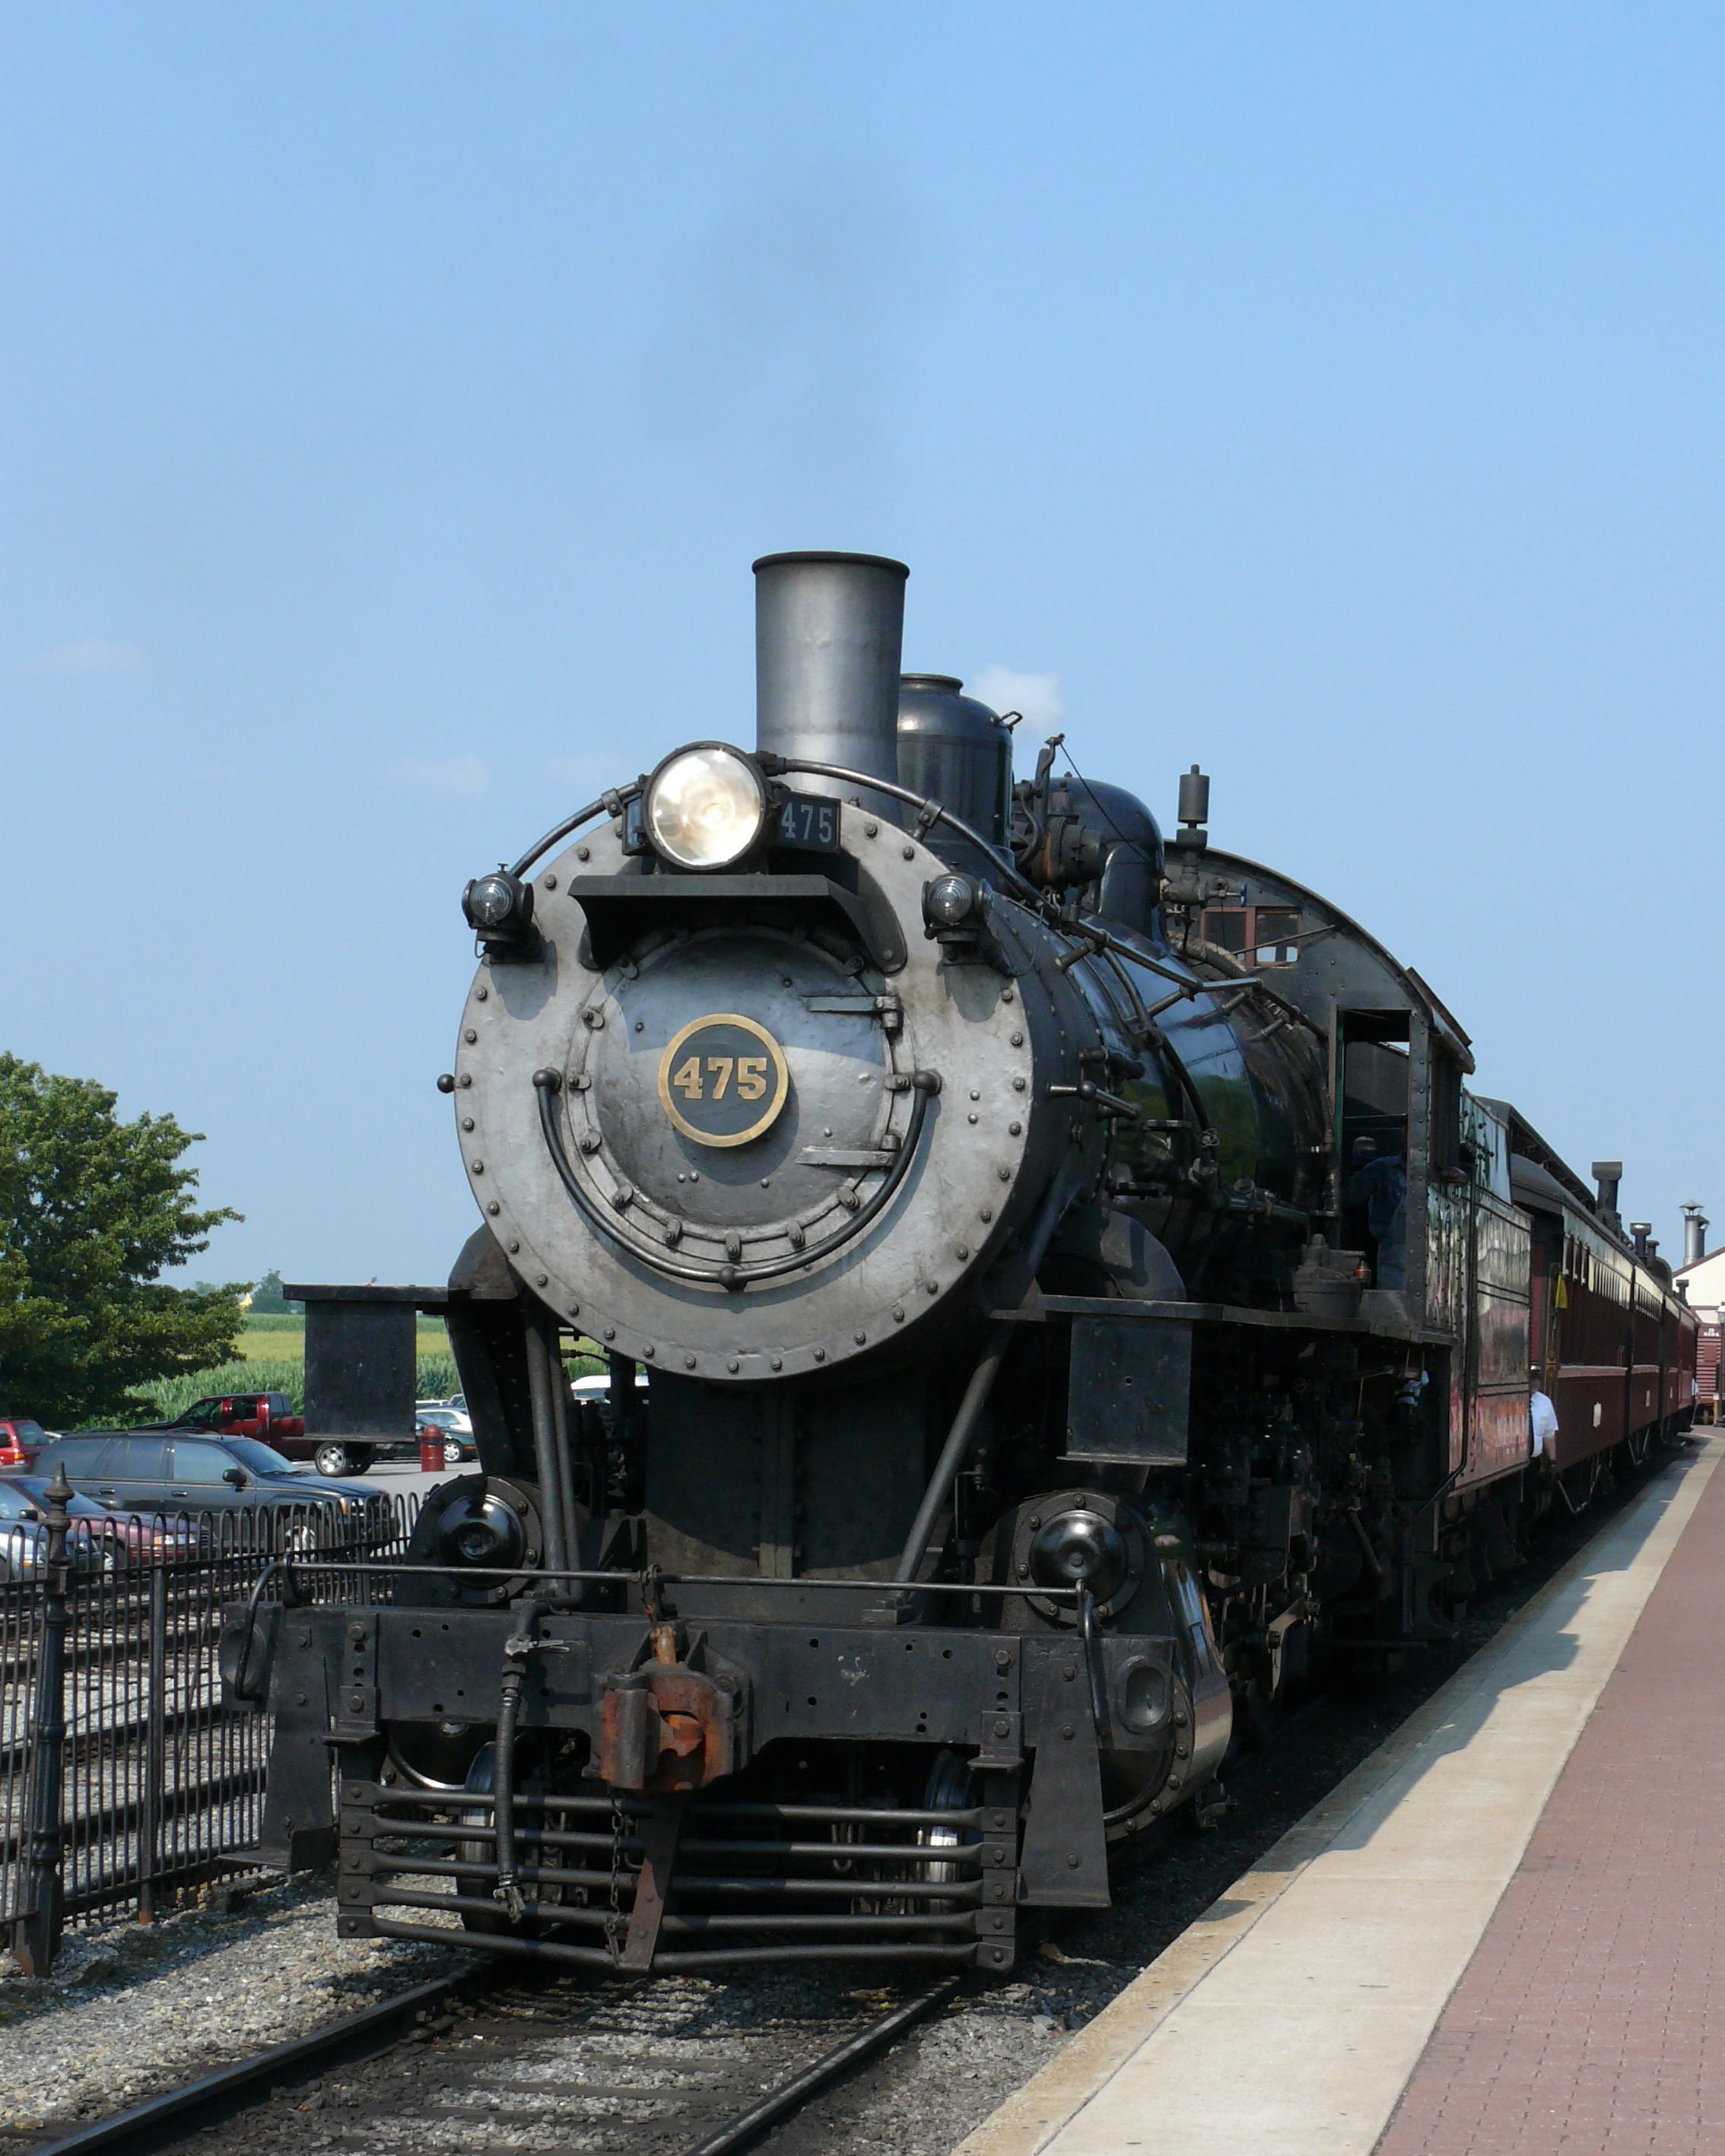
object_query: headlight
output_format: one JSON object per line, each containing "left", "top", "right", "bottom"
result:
{"left": 644, "top": 745, "right": 767, "bottom": 870}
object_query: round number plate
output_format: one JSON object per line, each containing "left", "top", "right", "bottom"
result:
{"left": 656, "top": 1013, "right": 791, "bottom": 1148}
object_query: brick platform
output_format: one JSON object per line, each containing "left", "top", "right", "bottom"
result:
{"left": 957, "top": 1440, "right": 1721, "bottom": 2156}
{"left": 1377, "top": 1455, "right": 1725, "bottom": 2155}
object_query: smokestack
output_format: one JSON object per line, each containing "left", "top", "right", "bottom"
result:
{"left": 1592, "top": 1161, "right": 1623, "bottom": 1222}
{"left": 1684, "top": 1205, "right": 1708, "bottom": 1269}
{"left": 1630, "top": 1222, "right": 1651, "bottom": 1259}
{"left": 754, "top": 552, "right": 908, "bottom": 815}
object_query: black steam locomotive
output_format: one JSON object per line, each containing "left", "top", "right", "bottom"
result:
{"left": 237, "top": 551, "right": 1695, "bottom": 1977}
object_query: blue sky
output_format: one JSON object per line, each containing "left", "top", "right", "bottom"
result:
{"left": 3, "top": 4, "right": 1720, "bottom": 1284}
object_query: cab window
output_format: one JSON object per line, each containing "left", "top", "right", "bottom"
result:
{"left": 1199, "top": 905, "right": 1301, "bottom": 967}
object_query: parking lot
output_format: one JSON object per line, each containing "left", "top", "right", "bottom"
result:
{"left": 354, "top": 1455, "right": 468, "bottom": 1503}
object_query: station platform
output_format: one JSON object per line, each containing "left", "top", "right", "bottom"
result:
{"left": 958, "top": 1434, "right": 1724, "bottom": 2156}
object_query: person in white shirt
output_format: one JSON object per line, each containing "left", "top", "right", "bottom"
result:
{"left": 1530, "top": 1383, "right": 1558, "bottom": 1458}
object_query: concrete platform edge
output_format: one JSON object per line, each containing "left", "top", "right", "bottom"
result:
{"left": 952, "top": 1437, "right": 1720, "bottom": 2156}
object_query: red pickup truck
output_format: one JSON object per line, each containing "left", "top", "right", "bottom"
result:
{"left": 171, "top": 1392, "right": 308, "bottom": 1450}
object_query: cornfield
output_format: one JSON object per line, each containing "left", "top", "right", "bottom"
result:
{"left": 141, "top": 1355, "right": 462, "bottom": 1420}
{"left": 141, "top": 1360, "right": 307, "bottom": 1418}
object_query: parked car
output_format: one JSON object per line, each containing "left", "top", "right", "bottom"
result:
{"left": 413, "top": 1406, "right": 476, "bottom": 1465}
{"left": 570, "top": 1370, "right": 649, "bottom": 1424}
{"left": 0, "top": 1479, "right": 109, "bottom": 1583}
{"left": 31, "top": 1432, "right": 389, "bottom": 1540}
{"left": 0, "top": 1418, "right": 49, "bottom": 1469}
{"left": 0, "top": 1475, "right": 192, "bottom": 1577}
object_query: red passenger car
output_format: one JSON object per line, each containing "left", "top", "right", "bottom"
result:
{"left": 1505, "top": 1135, "right": 1697, "bottom": 1489}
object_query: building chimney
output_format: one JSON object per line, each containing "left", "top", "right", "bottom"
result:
{"left": 1630, "top": 1222, "right": 1651, "bottom": 1259}
{"left": 1683, "top": 1204, "right": 1708, "bottom": 1269}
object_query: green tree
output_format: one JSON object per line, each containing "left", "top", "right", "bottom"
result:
{"left": 0, "top": 1054, "right": 246, "bottom": 1425}
{"left": 247, "top": 1269, "right": 301, "bottom": 1315}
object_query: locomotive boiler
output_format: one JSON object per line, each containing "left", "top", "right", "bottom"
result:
{"left": 239, "top": 551, "right": 1695, "bottom": 1976}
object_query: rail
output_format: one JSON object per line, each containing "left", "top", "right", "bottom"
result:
{"left": 26, "top": 1963, "right": 959, "bottom": 2156}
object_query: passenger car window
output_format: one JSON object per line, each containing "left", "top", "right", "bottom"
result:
{"left": 167, "top": 1441, "right": 232, "bottom": 1485}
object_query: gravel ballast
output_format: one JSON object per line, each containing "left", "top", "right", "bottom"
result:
{"left": 0, "top": 1870, "right": 478, "bottom": 2148}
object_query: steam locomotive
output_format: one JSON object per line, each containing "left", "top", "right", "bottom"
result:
{"left": 235, "top": 551, "right": 1696, "bottom": 1977}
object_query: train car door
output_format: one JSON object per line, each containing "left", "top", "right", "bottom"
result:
{"left": 1460, "top": 1100, "right": 1533, "bottom": 1484}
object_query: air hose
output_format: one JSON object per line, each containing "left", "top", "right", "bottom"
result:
{"left": 492, "top": 1594, "right": 551, "bottom": 1923}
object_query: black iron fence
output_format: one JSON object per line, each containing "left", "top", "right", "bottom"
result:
{"left": 2, "top": 1479, "right": 421, "bottom": 1972}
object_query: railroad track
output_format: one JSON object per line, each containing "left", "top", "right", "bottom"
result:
{"left": 28, "top": 1960, "right": 963, "bottom": 2156}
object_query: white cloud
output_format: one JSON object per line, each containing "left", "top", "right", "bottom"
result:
{"left": 27, "top": 637, "right": 146, "bottom": 675}
{"left": 971, "top": 665, "right": 1066, "bottom": 739}
{"left": 393, "top": 754, "right": 492, "bottom": 799}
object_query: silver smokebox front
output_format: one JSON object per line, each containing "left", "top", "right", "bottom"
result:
{"left": 753, "top": 550, "right": 908, "bottom": 818}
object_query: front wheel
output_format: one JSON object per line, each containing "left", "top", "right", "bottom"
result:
{"left": 444, "top": 1438, "right": 465, "bottom": 1466}
{"left": 313, "top": 1442, "right": 352, "bottom": 1478}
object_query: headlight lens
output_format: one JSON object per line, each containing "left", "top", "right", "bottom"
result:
{"left": 645, "top": 746, "right": 767, "bottom": 870}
